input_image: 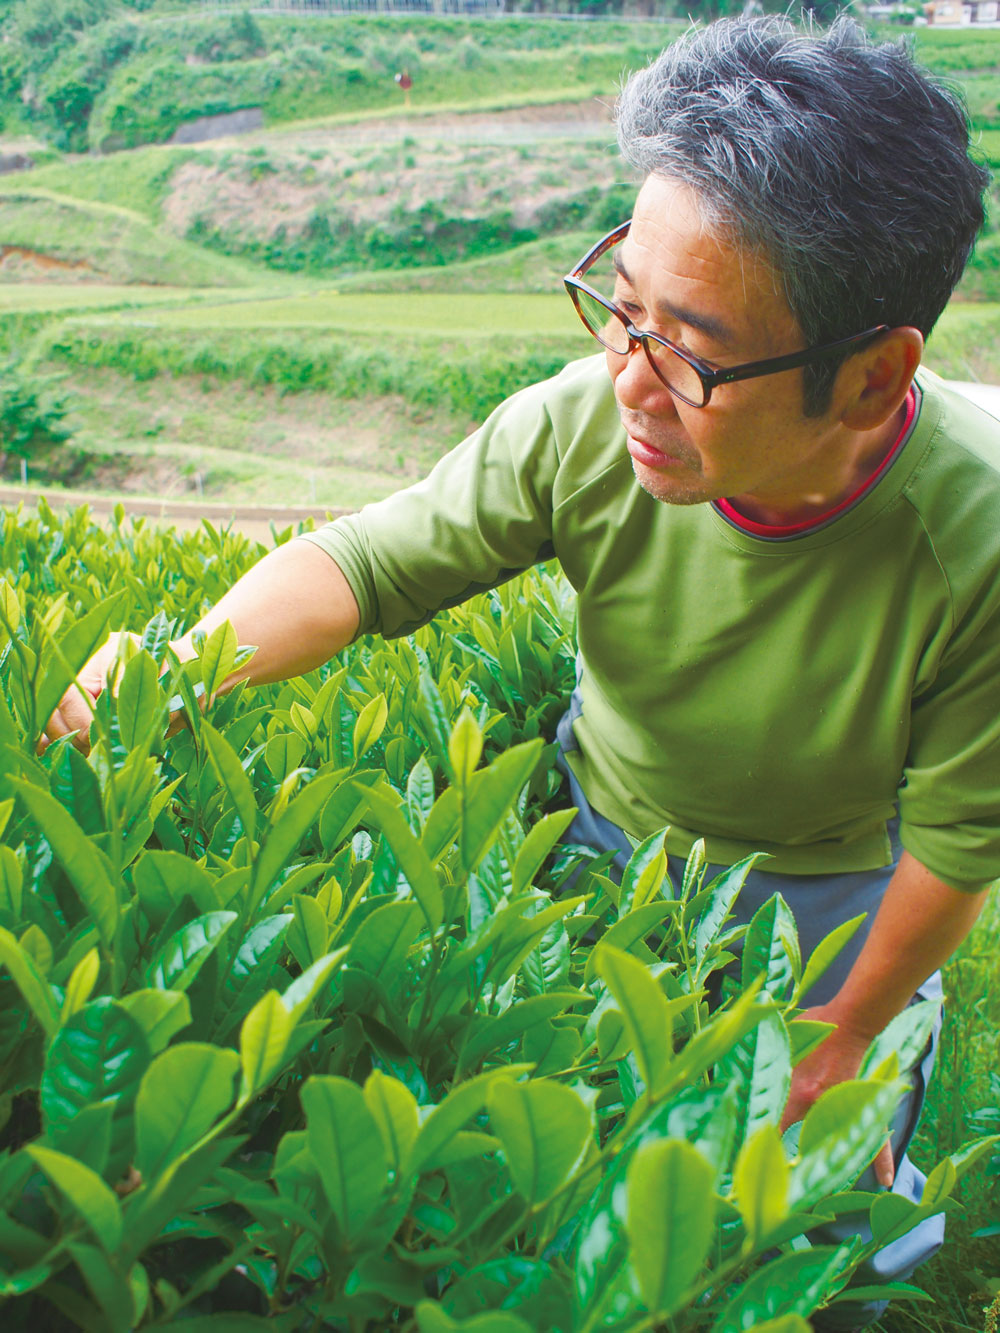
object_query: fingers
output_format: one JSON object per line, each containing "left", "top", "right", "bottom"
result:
{"left": 40, "top": 631, "right": 136, "bottom": 756}
{"left": 38, "top": 686, "right": 98, "bottom": 755}
{"left": 874, "top": 1136, "right": 895, "bottom": 1189}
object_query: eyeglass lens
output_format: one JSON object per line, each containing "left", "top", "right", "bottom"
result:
{"left": 575, "top": 239, "right": 707, "bottom": 406}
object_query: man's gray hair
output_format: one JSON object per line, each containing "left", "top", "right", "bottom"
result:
{"left": 616, "top": 16, "right": 989, "bottom": 413}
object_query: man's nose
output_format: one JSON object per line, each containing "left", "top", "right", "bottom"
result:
{"left": 611, "top": 340, "right": 679, "bottom": 416}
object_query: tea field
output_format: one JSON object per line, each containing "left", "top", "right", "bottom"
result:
{"left": 0, "top": 504, "right": 997, "bottom": 1332}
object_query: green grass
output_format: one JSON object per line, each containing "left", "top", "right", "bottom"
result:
{"left": 877, "top": 888, "right": 1000, "bottom": 1333}
{"left": 14, "top": 145, "right": 198, "bottom": 221}
{"left": 0, "top": 283, "right": 238, "bottom": 313}
{"left": 974, "top": 128, "right": 1000, "bottom": 168}
{"left": 98, "top": 289, "right": 590, "bottom": 339}
{"left": 44, "top": 364, "right": 472, "bottom": 508}
{"left": 908, "top": 26, "right": 1000, "bottom": 74}
{"left": 0, "top": 188, "right": 266, "bottom": 287}
{"left": 926, "top": 302, "right": 1000, "bottom": 384}
{"left": 336, "top": 231, "right": 593, "bottom": 296}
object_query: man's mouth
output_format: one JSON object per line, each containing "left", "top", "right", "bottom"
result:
{"left": 626, "top": 433, "right": 683, "bottom": 469}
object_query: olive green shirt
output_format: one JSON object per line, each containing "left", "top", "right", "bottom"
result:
{"left": 304, "top": 356, "right": 1000, "bottom": 891}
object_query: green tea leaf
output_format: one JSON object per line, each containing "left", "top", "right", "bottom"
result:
{"left": 790, "top": 1079, "right": 907, "bottom": 1210}
{"left": 681, "top": 837, "right": 707, "bottom": 900}
{"left": 287, "top": 893, "right": 328, "bottom": 969}
{"left": 353, "top": 693, "right": 388, "bottom": 761}
{"left": 859, "top": 999, "right": 940, "bottom": 1080}
{"left": 346, "top": 899, "right": 422, "bottom": 983}
{"left": 406, "top": 1067, "right": 528, "bottom": 1175}
{"left": 457, "top": 990, "right": 583, "bottom": 1077}
{"left": 238, "top": 990, "right": 293, "bottom": 1101}
{"left": 118, "top": 989, "right": 191, "bottom": 1054}
{"left": 489, "top": 1080, "right": 592, "bottom": 1207}
{"left": 145, "top": 911, "right": 237, "bottom": 992}
{"left": 626, "top": 1139, "right": 715, "bottom": 1317}
{"left": 13, "top": 778, "right": 119, "bottom": 950}
{"left": 201, "top": 721, "right": 257, "bottom": 844}
{"left": 511, "top": 808, "right": 577, "bottom": 896}
{"left": 280, "top": 949, "right": 345, "bottom": 1023}
{"left": 733, "top": 1123, "right": 789, "bottom": 1245}
{"left": 66, "top": 1239, "right": 140, "bottom": 1333}
{"left": 120, "top": 1136, "right": 244, "bottom": 1263}
{"left": 61, "top": 947, "right": 100, "bottom": 1022}
{"left": 596, "top": 945, "right": 676, "bottom": 1097}
{"left": 264, "top": 731, "right": 307, "bottom": 782}
{"left": 415, "top": 1302, "right": 532, "bottom": 1333}
{"left": 459, "top": 741, "right": 543, "bottom": 874}
{"left": 213, "top": 914, "right": 291, "bottom": 1039}
{"left": 132, "top": 850, "right": 220, "bottom": 922}
{"left": 302, "top": 1076, "right": 388, "bottom": 1241}
{"left": 406, "top": 755, "right": 436, "bottom": 832}
{"left": 0, "top": 844, "right": 23, "bottom": 919}
{"left": 0, "top": 924, "right": 60, "bottom": 1036}
{"left": 136, "top": 1043, "right": 240, "bottom": 1178}
{"left": 25, "top": 1144, "right": 123, "bottom": 1253}
{"left": 199, "top": 620, "right": 239, "bottom": 702}
{"left": 117, "top": 650, "right": 164, "bottom": 754}
{"left": 363, "top": 1069, "right": 419, "bottom": 1174}
{"left": 448, "top": 708, "right": 483, "bottom": 787}
{"left": 35, "top": 594, "right": 125, "bottom": 744}
{"left": 739, "top": 891, "right": 800, "bottom": 999}
{"left": 794, "top": 914, "right": 866, "bottom": 1003}
{"left": 248, "top": 772, "right": 340, "bottom": 913}
{"left": 716, "top": 1009, "right": 791, "bottom": 1142}
{"left": 41, "top": 998, "right": 150, "bottom": 1181}
{"left": 363, "top": 789, "right": 444, "bottom": 932}
{"left": 48, "top": 743, "right": 104, "bottom": 836}
{"left": 710, "top": 1243, "right": 855, "bottom": 1331}
{"left": 619, "top": 829, "right": 668, "bottom": 915}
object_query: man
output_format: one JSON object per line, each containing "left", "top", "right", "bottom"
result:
{"left": 48, "top": 17, "right": 995, "bottom": 1328}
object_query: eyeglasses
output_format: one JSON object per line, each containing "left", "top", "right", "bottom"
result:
{"left": 564, "top": 221, "right": 888, "bottom": 408}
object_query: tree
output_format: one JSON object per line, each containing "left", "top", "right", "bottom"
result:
{"left": 0, "top": 355, "right": 71, "bottom": 482}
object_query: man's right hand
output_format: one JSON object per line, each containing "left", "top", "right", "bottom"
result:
{"left": 41, "top": 540, "right": 361, "bottom": 756}
{"left": 41, "top": 630, "right": 142, "bottom": 755}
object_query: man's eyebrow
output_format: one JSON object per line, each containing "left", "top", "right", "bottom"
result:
{"left": 612, "top": 251, "right": 737, "bottom": 349}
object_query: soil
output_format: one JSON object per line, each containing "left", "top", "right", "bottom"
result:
{"left": 0, "top": 246, "right": 108, "bottom": 281}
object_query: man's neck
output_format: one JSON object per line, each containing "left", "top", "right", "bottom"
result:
{"left": 727, "top": 400, "right": 910, "bottom": 529}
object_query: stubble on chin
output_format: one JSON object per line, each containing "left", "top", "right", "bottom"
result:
{"left": 630, "top": 458, "right": 716, "bottom": 507}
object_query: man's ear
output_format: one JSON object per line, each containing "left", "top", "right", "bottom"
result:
{"left": 838, "top": 327, "right": 923, "bottom": 431}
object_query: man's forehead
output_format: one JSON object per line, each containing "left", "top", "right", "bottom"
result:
{"left": 623, "top": 177, "right": 791, "bottom": 339}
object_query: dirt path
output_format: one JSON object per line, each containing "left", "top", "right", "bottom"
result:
{"left": 236, "top": 99, "right": 616, "bottom": 151}
{"left": 0, "top": 484, "right": 349, "bottom": 542}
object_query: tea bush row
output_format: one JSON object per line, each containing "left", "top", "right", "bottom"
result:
{"left": 0, "top": 502, "right": 992, "bottom": 1330}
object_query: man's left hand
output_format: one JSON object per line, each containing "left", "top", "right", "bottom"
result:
{"left": 780, "top": 1003, "right": 894, "bottom": 1188}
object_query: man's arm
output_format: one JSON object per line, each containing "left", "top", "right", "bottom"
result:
{"left": 45, "top": 540, "right": 360, "bottom": 746}
{"left": 780, "top": 849, "right": 988, "bottom": 1184}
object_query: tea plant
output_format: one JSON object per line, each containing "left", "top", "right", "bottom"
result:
{"left": 0, "top": 506, "right": 994, "bottom": 1330}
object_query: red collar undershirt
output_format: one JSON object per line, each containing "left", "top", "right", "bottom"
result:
{"left": 714, "top": 386, "right": 917, "bottom": 539}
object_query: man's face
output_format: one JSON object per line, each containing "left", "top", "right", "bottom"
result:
{"left": 609, "top": 175, "right": 845, "bottom": 517}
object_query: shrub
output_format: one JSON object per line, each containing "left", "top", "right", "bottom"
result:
{"left": 0, "top": 514, "right": 992, "bottom": 1329}
{"left": 0, "top": 355, "right": 70, "bottom": 480}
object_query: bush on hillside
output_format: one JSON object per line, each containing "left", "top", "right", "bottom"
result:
{"left": 0, "top": 355, "right": 71, "bottom": 479}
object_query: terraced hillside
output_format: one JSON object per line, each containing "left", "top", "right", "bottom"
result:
{"left": 0, "top": 15, "right": 997, "bottom": 512}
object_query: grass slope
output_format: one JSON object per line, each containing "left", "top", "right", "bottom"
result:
{"left": 0, "top": 187, "right": 267, "bottom": 286}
